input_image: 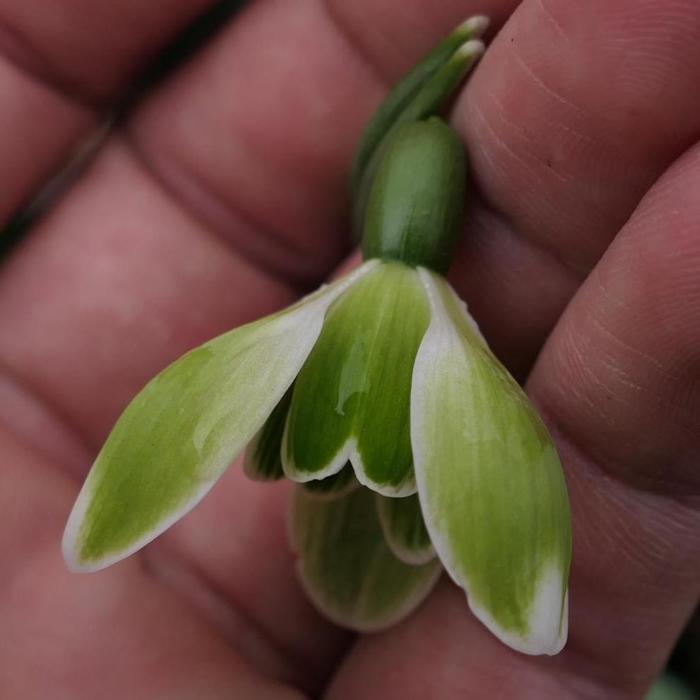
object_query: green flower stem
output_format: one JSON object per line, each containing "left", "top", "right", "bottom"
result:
{"left": 352, "top": 37, "right": 484, "bottom": 236}
{"left": 350, "top": 15, "right": 488, "bottom": 198}
{"left": 361, "top": 118, "right": 466, "bottom": 274}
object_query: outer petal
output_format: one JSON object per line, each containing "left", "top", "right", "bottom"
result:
{"left": 283, "top": 261, "right": 430, "bottom": 496}
{"left": 289, "top": 485, "right": 441, "bottom": 632}
{"left": 411, "top": 269, "right": 572, "bottom": 655}
{"left": 63, "top": 261, "right": 378, "bottom": 572}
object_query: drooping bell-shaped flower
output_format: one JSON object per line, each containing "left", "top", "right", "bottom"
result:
{"left": 63, "top": 18, "right": 572, "bottom": 656}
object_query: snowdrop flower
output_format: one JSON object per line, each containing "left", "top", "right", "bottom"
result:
{"left": 63, "top": 18, "right": 571, "bottom": 657}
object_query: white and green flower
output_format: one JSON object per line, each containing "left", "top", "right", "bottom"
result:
{"left": 63, "top": 19, "right": 572, "bottom": 657}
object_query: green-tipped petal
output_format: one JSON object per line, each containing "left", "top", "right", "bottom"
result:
{"left": 290, "top": 486, "right": 441, "bottom": 631}
{"left": 301, "top": 463, "right": 358, "bottom": 500}
{"left": 376, "top": 494, "right": 435, "bottom": 565}
{"left": 244, "top": 386, "right": 293, "bottom": 481}
{"left": 410, "top": 269, "right": 572, "bottom": 655}
{"left": 63, "top": 261, "right": 378, "bottom": 572}
{"left": 283, "top": 261, "right": 429, "bottom": 496}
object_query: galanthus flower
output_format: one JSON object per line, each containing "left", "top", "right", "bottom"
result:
{"left": 63, "top": 17, "right": 572, "bottom": 657}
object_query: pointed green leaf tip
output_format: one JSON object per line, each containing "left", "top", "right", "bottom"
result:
{"left": 283, "top": 261, "right": 429, "bottom": 496}
{"left": 290, "top": 485, "right": 441, "bottom": 631}
{"left": 63, "top": 261, "right": 379, "bottom": 572}
{"left": 411, "top": 269, "right": 572, "bottom": 655}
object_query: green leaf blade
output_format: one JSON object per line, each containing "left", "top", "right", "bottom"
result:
{"left": 410, "top": 269, "right": 572, "bottom": 655}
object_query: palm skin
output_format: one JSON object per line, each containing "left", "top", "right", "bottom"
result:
{"left": 0, "top": 0, "right": 699, "bottom": 697}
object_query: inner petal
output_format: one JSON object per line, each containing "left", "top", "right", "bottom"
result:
{"left": 283, "top": 262, "right": 430, "bottom": 496}
{"left": 376, "top": 493, "right": 435, "bottom": 565}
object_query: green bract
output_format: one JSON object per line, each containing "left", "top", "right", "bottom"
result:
{"left": 63, "top": 15, "right": 573, "bottom": 657}
{"left": 349, "top": 14, "right": 488, "bottom": 199}
{"left": 351, "top": 30, "right": 486, "bottom": 238}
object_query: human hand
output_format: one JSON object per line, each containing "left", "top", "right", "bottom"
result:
{"left": 0, "top": 1, "right": 698, "bottom": 698}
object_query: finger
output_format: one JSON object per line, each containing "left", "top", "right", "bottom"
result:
{"left": 450, "top": 0, "right": 700, "bottom": 375}
{"left": 0, "top": 424, "right": 304, "bottom": 700}
{"left": 525, "top": 140, "right": 700, "bottom": 687}
{"left": 327, "top": 140, "right": 700, "bottom": 700}
{"left": 0, "top": 0, "right": 518, "bottom": 693}
{"left": 0, "top": 137, "right": 335, "bottom": 693}
{"left": 0, "top": 0, "right": 218, "bottom": 225}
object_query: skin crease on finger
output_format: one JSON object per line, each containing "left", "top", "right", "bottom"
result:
{"left": 449, "top": 0, "right": 700, "bottom": 373}
{"left": 0, "top": 424, "right": 306, "bottom": 700}
{"left": 0, "top": 0, "right": 698, "bottom": 697}
{"left": 0, "top": 0, "right": 222, "bottom": 227}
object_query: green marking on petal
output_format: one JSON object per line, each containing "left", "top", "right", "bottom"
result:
{"left": 290, "top": 486, "right": 441, "bottom": 631}
{"left": 376, "top": 494, "right": 435, "bottom": 565}
{"left": 301, "top": 463, "right": 358, "bottom": 500}
{"left": 411, "top": 269, "right": 572, "bottom": 655}
{"left": 283, "top": 261, "right": 430, "bottom": 496}
{"left": 63, "top": 261, "right": 379, "bottom": 572}
{"left": 244, "top": 386, "right": 293, "bottom": 481}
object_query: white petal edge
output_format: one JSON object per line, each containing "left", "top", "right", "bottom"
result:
{"left": 410, "top": 267, "right": 568, "bottom": 655}
{"left": 63, "top": 260, "right": 379, "bottom": 572}
{"left": 300, "top": 470, "right": 361, "bottom": 502}
{"left": 282, "top": 434, "right": 417, "bottom": 497}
